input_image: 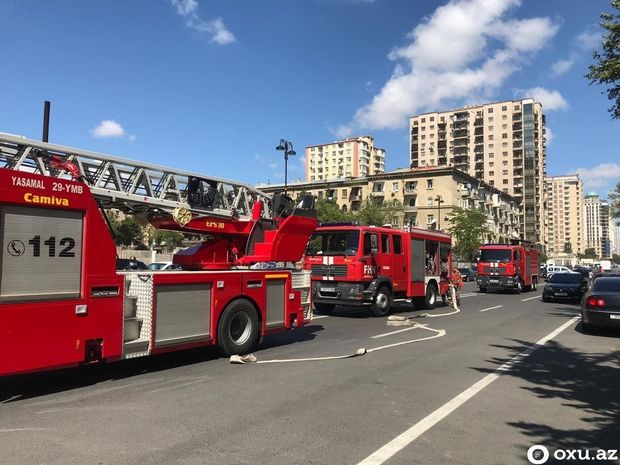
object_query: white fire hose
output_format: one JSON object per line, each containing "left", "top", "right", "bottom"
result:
{"left": 230, "top": 317, "right": 446, "bottom": 364}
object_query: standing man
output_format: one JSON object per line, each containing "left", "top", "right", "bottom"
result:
{"left": 449, "top": 265, "right": 463, "bottom": 310}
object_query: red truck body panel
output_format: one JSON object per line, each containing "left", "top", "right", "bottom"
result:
{"left": 476, "top": 243, "right": 539, "bottom": 292}
{"left": 0, "top": 169, "right": 311, "bottom": 377}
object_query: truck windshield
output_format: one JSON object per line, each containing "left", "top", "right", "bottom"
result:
{"left": 479, "top": 249, "right": 512, "bottom": 263}
{"left": 306, "top": 231, "right": 360, "bottom": 256}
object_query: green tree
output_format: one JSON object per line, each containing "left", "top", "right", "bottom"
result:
{"left": 586, "top": 0, "right": 620, "bottom": 119}
{"left": 446, "top": 208, "right": 491, "bottom": 262}
{"left": 153, "top": 230, "right": 186, "bottom": 252}
{"left": 612, "top": 253, "right": 620, "bottom": 264}
{"left": 563, "top": 242, "right": 573, "bottom": 254}
{"left": 381, "top": 199, "right": 405, "bottom": 227}
{"left": 315, "top": 198, "right": 352, "bottom": 224}
{"left": 113, "top": 217, "right": 143, "bottom": 247}
{"left": 357, "top": 199, "right": 385, "bottom": 226}
{"left": 609, "top": 182, "right": 620, "bottom": 218}
{"left": 583, "top": 247, "right": 598, "bottom": 259}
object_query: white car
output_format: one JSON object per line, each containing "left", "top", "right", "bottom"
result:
{"left": 147, "top": 261, "right": 181, "bottom": 271}
{"left": 545, "top": 265, "right": 578, "bottom": 281}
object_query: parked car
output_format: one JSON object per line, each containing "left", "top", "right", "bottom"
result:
{"left": 539, "top": 265, "right": 547, "bottom": 280}
{"left": 147, "top": 261, "right": 182, "bottom": 271}
{"left": 458, "top": 267, "right": 477, "bottom": 282}
{"left": 542, "top": 272, "right": 588, "bottom": 303}
{"left": 572, "top": 266, "right": 592, "bottom": 282}
{"left": 544, "top": 265, "right": 573, "bottom": 281}
{"left": 116, "top": 258, "right": 148, "bottom": 270}
{"left": 581, "top": 273, "right": 620, "bottom": 332}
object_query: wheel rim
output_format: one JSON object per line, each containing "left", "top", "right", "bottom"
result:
{"left": 376, "top": 292, "right": 389, "bottom": 309}
{"left": 428, "top": 288, "right": 436, "bottom": 305}
{"left": 229, "top": 312, "right": 252, "bottom": 345}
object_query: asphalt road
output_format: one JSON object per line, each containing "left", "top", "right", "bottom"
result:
{"left": 1, "top": 282, "right": 619, "bottom": 465}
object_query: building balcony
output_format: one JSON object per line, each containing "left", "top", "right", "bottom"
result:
{"left": 370, "top": 191, "right": 385, "bottom": 197}
{"left": 404, "top": 205, "right": 418, "bottom": 213}
{"left": 349, "top": 195, "right": 362, "bottom": 201}
{"left": 404, "top": 188, "right": 417, "bottom": 196}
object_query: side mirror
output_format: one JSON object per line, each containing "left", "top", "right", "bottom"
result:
{"left": 370, "top": 235, "right": 378, "bottom": 255}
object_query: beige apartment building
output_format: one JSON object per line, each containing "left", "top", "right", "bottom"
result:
{"left": 305, "top": 136, "right": 386, "bottom": 181}
{"left": 409, "top": 98, "right": 546, "bottom": 246}
{"left": 259, "top": 166, "right": 520, "bottom": 243}
{"left": 545, "top": 175, "right": 585, "bottom": 255}
{"left": 584, "top": 192, "right": 612, "bottom": 258}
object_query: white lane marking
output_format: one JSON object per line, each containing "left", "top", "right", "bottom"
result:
{"left": 146, "top": 377, "right": 209, "bottom": 394}
{"left": 356, "top": 316, "right": 579, "bottom": 465}
{"left": 0, "top": 427, "right": 56, "bottom": 433}
{"left": 479, "top": 305, "right": 504, "bottom": 313}
{"left": 460, "top": 293, "right": 483, "bottom": 298}
{"left": 312, "top": 315, "right": 330, "bottom": 320}
{"left": 521, "top": 295, "right": 542, "bottom": 302}
{"left": 371, "top": 326, "right": 420, "bottom": 339}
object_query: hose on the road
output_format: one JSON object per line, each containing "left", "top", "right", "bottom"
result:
{"left": 229, "top": 323, "right": 446, "bottom": 364}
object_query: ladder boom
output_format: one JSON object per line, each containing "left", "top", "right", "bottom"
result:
{"left": 0, "top": 132, "right": 272, "bottom": 221}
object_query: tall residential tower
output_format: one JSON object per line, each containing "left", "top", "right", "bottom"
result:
{"left": 545, "top": 175, "right": 585, "bottom": 255}
{"left": 305, "top": 136, "right": 385, "bottom": 181}
{"left": 409, "top": 98, "right": 546, "bottom": 245}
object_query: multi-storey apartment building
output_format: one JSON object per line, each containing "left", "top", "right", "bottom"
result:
{"left": 259, "top": 167, "right": 520, "bottom": 243}
{"left": 305, "top": 136, "right": 385, "bottom": 181}
{"left": 545, "top": 175, "right": 585, "bottom": 255}
{"left": 409, "top": 98, "right": 546, "bottom": 246}
{"left": 584, "top": 191, "right": 611, "bottom": 258}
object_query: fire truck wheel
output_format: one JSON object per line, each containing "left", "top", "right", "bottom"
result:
{"left": 217, "top": 300, "right": 260, "bottom": 356}
{"left": 371, "top": 286, "right": 392, "bottom": 317}
{"left": 532, "top": 279, "right": 538, "bottom": 291}
{"left": 314, "top": 303, "right": 335, "bottom": 314}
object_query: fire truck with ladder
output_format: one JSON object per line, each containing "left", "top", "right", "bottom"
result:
{"left": 304, "top": 224, "right": 452, "bottom": 316}
{"left": 0, "top": 133, "right": 317, "bottom": 377}
{"left": 475, "top": 239, "right": 540, "bottom": 293}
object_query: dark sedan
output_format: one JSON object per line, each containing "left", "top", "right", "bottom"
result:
{"left": 116, "top": 258, "right": 148, "bottom": 270}
{"left": 458, "top": 268, "right": 477, "bottom": 282}
{"left": 581, "top": 274, "right": 620, "bottom": 332}
{"left": 542, "top": 272, "right": 588, "bottom": 303}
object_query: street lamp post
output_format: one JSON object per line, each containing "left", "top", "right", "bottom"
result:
{"left": 435, "top": 194, "right": 444, "bottom": 230}
{"left": 276, "top": 139, "right": 296, "bottom": 195}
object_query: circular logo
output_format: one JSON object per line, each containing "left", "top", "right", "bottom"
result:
{"left": 7, "top": 240, "right": 25, "bottom": 257}
{"left": 527, "top": 445, "right": 550, "bottom": 464}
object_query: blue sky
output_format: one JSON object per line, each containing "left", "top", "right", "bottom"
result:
{"left": 0, "top": 0, "right": 618, "bottom": 198}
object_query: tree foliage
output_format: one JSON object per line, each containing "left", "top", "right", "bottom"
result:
{"left": 315, "top": 198, "right": 352, "bottom": 224}
{"left": 153, "top": 230, "right": 186, "bottom": 252}
{"left": 113, "top": 217, "right": 143, "bottom": 247}
{"left": 447, "top": 207, "right": 491, "bottom": 261}
{"left": 609, "top": 182, "right": 620, "bottom": 218}
{"left": 586, "top": 0, "right": 620, "bottom": 119}
{"left": 582, "top": 247, "right": 598, "bottom": 259}
{"left": 314, "top": 198, "right": 404, "bottom": 227}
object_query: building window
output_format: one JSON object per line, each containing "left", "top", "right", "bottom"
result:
{"left": 503, "top": 179, "right": 508, "bottom": 184}
{"left": 489, "top": 162, "right": 494, "bottom": 167}
{"left": 488, "top": 117, "right": 493, "bottom": 122}
{"left": 430, "top": 116, "right": 434, "bottom": 122}
{"left": 342, "top": 189, "right": 347, "bottom": 198}
{"left": 427, "top": 179, "right": 433, "bottom": 189}
{"left": 503, "top": 151, "right": 508, "bottom": 156}
{"left": 502, "top": 170, "right": 508, "bottom": 175}
{"left": 501, "top": 105, "right": 507, "bottom": 111}
{"left": 421, "top": 118, "right": 426, "bottom": 123}
{"left": 488, "top": 144, "right": 494, "bottom": 149}
{"left": 392, "top": 182, "right": 399, "bottom": 192}
{"left": 488, "top": 108, "right": 494, "bottom": 113}
{"left": 502, "top": 133, "right": 508, "bottom": 138}
{"left": 502, "top": 124, "right": 507, "bottom": 129}
{"left": 489, "top": 135, "right": 494, "bottom": 140}
{"left": 489, "top": 171, "right": 495, "bottom": 176}
{"left": 427, "top": 196, "right": 434, "bottom": 206}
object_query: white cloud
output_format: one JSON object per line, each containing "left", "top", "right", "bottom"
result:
{"left": 90, "top": 120, "right": 128, "bottom": 138}
{"left": 342, "top": 0, "right": 560, "bottom": 131}
{"left": 575, "top": 163, "right": 620, "bottom": 189}
{"left": 544, "top": 126, "right": 554, "bottom": 145}
{"left": 169, "top": 0, "right": 235, "bottom": 45}
{"left": 576, "top": 29, "right": 602, "bottom": 51}
{"left": 518, "top": 87, "right": 568, "bottom": 111}
{"left": 551, "top": 57, "right": 575, "bottom": 76}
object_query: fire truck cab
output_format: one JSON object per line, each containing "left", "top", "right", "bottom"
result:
{"left": 304, "top": 225, "right": 452, "bottom": 316}
{"left": 476, "top": 241, "right": 540, "bottom": 293}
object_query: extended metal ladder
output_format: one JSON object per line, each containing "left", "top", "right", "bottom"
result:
{"left": 0, "top": 132, "right": 272, "bottom": 221}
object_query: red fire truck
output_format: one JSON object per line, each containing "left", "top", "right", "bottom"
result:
{"left": 303, "top": 224, "right": 452, "bottom": 316}
{"left": 475, "top": 240, "right": 540, "bottom": 293}
{"left": 0, "top": 133, "right": 317, "bottom": 377}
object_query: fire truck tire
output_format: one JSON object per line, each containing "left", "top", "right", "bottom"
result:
{"left": 532, "top": 278, "right": 538, "bottom": 291}
{"left": 414, "top": 283, "right": 438, "bottom": 310}
{"left": 314, "top": 303, "right": 335, "bottom": 314}
{"left": 371, "top": 286, "right": 392, "bottom": 317}
{"left": 217, "top": 299, "right": 260, "bottom": 356}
